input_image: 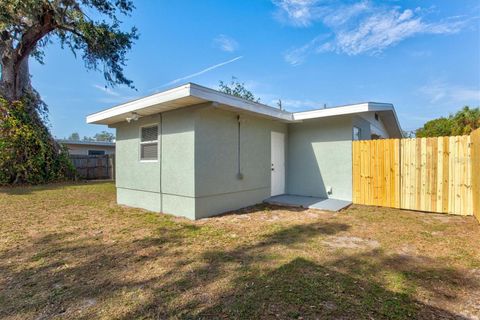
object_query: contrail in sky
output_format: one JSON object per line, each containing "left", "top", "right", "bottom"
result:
{"left": 153, "top": 56, "right": 244, "bottom": 91}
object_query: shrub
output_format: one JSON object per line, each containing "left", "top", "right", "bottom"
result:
{"left": 0, "top": 97, "right": 75, "bottom": 185}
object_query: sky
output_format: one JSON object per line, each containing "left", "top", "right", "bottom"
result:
{"left": 30, "top": 0, "right": 480, "bottom": 138}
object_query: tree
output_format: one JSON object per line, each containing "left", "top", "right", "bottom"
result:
{"left": 450, "top": 106, "right": 480, "bottom": 136}
{"left": 218, "top": 77, "right": 260, "bottom": 102}
{"left": 416, "top": 106, "right": 480, "bottom": 137}
{"left": 68, "top": 132, "right": 80, "bottom": 141}
{"left": 415, "top": 117, "right": 453, "bottom": 138}
{"left": 0, "top": 0, "right": 137, "bottom": 184}
{"left": 93, "top": 131, "right": 115, "bottom": 142}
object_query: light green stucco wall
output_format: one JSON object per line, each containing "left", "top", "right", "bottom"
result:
{"left": 194, "top": 107, "right": 287, "bottom": 218}
{"left": 113, "top": 108, "right": 196, "bottom": 219}
{"left": 113, "top": 105, "right": 372, "bottom": 219}
{"left": 287, "top": 115, "right": 369, "bottom": 202}
{"left": 113, "top": 104, "right": 286, "bottom": 219}
{"left": 115, "top": 114, "right": 162, "bottom": 211}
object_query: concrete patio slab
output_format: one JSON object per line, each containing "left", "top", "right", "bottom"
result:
{"left": 265, "top": 195, "right": 352, "bottom": 212}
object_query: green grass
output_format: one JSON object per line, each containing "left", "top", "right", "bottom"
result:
{"left": 0, "top": 181, "right": 479, "bottom": 319}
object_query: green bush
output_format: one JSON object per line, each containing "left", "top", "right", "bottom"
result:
{"left": 0, "top": 97, "right": 75, "bottom": 185}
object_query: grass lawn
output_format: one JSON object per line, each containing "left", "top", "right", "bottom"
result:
{"left": 0, "top": 182, "right": 479, "bottom": 320}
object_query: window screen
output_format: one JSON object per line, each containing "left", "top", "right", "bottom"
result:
{"left": 141, "top": 125, "right": 158, "bottom": 142}
{"left": 140, "top": 125, "right": 158, "bottom": 160}
{"left": 88, "top": 150, "right": 105, "bottom": 156}
{"left": 353, "top": 126, "right": 361, "bottom": 141}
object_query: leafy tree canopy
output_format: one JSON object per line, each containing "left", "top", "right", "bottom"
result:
{"left": 0, "top": 0, "right": 137, "bottom": 184}
{"left": 218, "top": 77, "right": 260, "bottom": 103}
{"left": 66, "top": 131, "right": 114, "bottom": 142}
{"left": 0, "top": 0, "right": 138, "bottom": 102}
{"left": 68, "top": 132, "right": 80, "bottom": 141}
{"left": 416, "top": 106, "right": 480, "bottom": 137}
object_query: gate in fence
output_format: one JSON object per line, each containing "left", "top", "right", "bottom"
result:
{"left": 70, "top": 154, "right": 115, "bottom": 180}
{"left": 352, "top": 128, "right": 479, "bottom": 219}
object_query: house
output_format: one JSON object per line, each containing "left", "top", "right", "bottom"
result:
{"left": 87, "top": 83, "right": 402, "bottom": 220}
{"left": 58, "top": 140, "right": 115, "bottom": 156}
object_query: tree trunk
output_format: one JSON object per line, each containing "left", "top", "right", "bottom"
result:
{"left": 1, "top": 52, "right": 32, "bottom": 101}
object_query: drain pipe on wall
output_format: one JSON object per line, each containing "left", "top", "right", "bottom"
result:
{"left": 159, "top": 113, "right": 163, "bottom": 213}
{"left": 237, "top": 115, "right": 243, "bottom": 180}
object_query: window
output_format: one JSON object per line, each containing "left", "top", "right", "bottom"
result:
{"left": 140, "top": 125, "right": 158, "bottom": 161}
{"left": 353, "top": 126, "right": 361, "bottom": 141}
{"left": 88, "top": 150, "right": 105, "bottom": 156}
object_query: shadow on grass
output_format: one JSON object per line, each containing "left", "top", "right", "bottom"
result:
{"left": 0, "top": 218, "right": 476, "bottom": 319}
{"left": 0, "top": 180, "right": 112, "bottom": 196}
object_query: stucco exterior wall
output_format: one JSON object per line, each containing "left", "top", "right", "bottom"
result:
{"left": 113, "top": 106, "right": 379, "bottom": 219}
{"left": 358, "top": 112, "right": 389, "bottom": 138}
{"left": 194, "top": 107, "right": 287, "bottom": 218}
{"left": 113, "top": 105, "right": 286, "bottom": 219}
{"left": 113, "top": 109, "right": 196, "bottom": 219}
{"left": 287, "top": 115, "right": 369, "bottom": 202}
{"left": 160, "top": 108, "right": 196, "bottom": 219}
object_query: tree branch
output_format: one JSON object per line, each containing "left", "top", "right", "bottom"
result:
{"left": 14, "top": 3, "right": 57, "bottom": 67}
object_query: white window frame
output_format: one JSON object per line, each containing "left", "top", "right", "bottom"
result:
{"left": 139, "top": 123, "right": 159, "bottom": 162}
{"left": 353, "top": 126, "right": 362, "bottom": 141}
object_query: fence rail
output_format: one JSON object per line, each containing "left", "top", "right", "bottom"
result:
{"left": 70, "top": 154, "right": 115, "bottom": 180}
{"left": 353, "top": 129, "right": 479, "bottom": 218}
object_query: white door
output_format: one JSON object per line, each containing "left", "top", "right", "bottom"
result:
{"left": 271, "top": 131, "right": 285, "bottom": 196}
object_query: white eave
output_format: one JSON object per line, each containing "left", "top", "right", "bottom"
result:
{"left": 86, "top": 83, "right": 292, "bottom": 125}
{"left": 293, "top": 102, "right": 403, "bottom": 138}
{"left": 86, "top": 83, "right": 402, "bottom": 138}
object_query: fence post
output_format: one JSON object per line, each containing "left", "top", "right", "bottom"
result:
{"left": 472, "top": 129, "right": 480, "bottom": 222}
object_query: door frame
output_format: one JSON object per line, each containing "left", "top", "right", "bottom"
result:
{"left": 271, "top": 131, "right": 286, "bottom": 196}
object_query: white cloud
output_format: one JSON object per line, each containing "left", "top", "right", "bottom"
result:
{"left": 272, "top": 0, "right": 322, "bottom": 27}
{"left": 213, "top": 34, "right": 239, "bottom": 52}
{"left": 274, "top": 1, "right": 470, "bottom": 63}
{"left": 153, "top": 56, "right": 244, "bottom": 90}
{"left": 419, "top": 79, "right": 480, "bottom": 105}
{"left": 284, "top": 36, "right": 325, "bottom": 66}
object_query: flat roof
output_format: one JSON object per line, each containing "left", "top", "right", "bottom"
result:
{"left": 86, "top": 83, "right": 402, "bottom": 137}
{"left": 57, "top": 140, "right": 115, "bottom": 147}
{"left": 87, "top": 83, "right": 292, "bottom": 125}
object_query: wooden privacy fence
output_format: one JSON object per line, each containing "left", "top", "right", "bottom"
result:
{"left": 70, "top": 154, "right": 115, "bottom": 180}
{"left": 353, "top": 129, "right": 480, "bottom": 218}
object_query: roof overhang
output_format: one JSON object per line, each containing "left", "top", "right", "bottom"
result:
{"left": 293, "top": 102, "right": 403, "bottom": 138}
{"left": 86, "top": 83, "right": 293, "bottom": 125}
{"left": 86, "top": 83, "right": 402, "bottom": 138}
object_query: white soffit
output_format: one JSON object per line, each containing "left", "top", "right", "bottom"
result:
{"left": 86, "top": 83, "right": 402, "bottom": 137}
{"left": 86, "top": 83, "right": 292, "bottom": 125}
{"left": 292, "top": 102, "right": 402, "bottom": 138}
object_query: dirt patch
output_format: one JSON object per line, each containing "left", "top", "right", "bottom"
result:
{"left": 322, "top": 236, "right": 380, "bottom": 249}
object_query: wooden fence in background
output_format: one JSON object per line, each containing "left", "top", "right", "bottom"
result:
{"left": 353, "top": 130, "right": 479, "bottom": 218}
{"left": 70, "top": 154, "right": 115, "bottom": 180}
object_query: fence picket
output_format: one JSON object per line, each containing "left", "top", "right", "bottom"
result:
{"left": 352, "top": 132, "right": 477, "bottom": 217}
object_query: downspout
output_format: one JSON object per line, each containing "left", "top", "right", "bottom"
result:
{"left": 237, "top": 115, "right": 243, "bottom": 180}
{"left": 159, "top": 113, "right": 163, "bottom": 213}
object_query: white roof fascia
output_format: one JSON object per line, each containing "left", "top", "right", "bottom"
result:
{"left": 87, "top": 83, "right": 293, "bottom": 124}
{"left": 293, "top": 103, "right": 391, "bottom": 121}
{"left": 292, "top": 102, "right": 402, "bottom": 138}
{"left": 86, "top": 84, "right": 192, "bottom": 124}
{"left": 188, "top": 83, "right": 292, "bottom": 121}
